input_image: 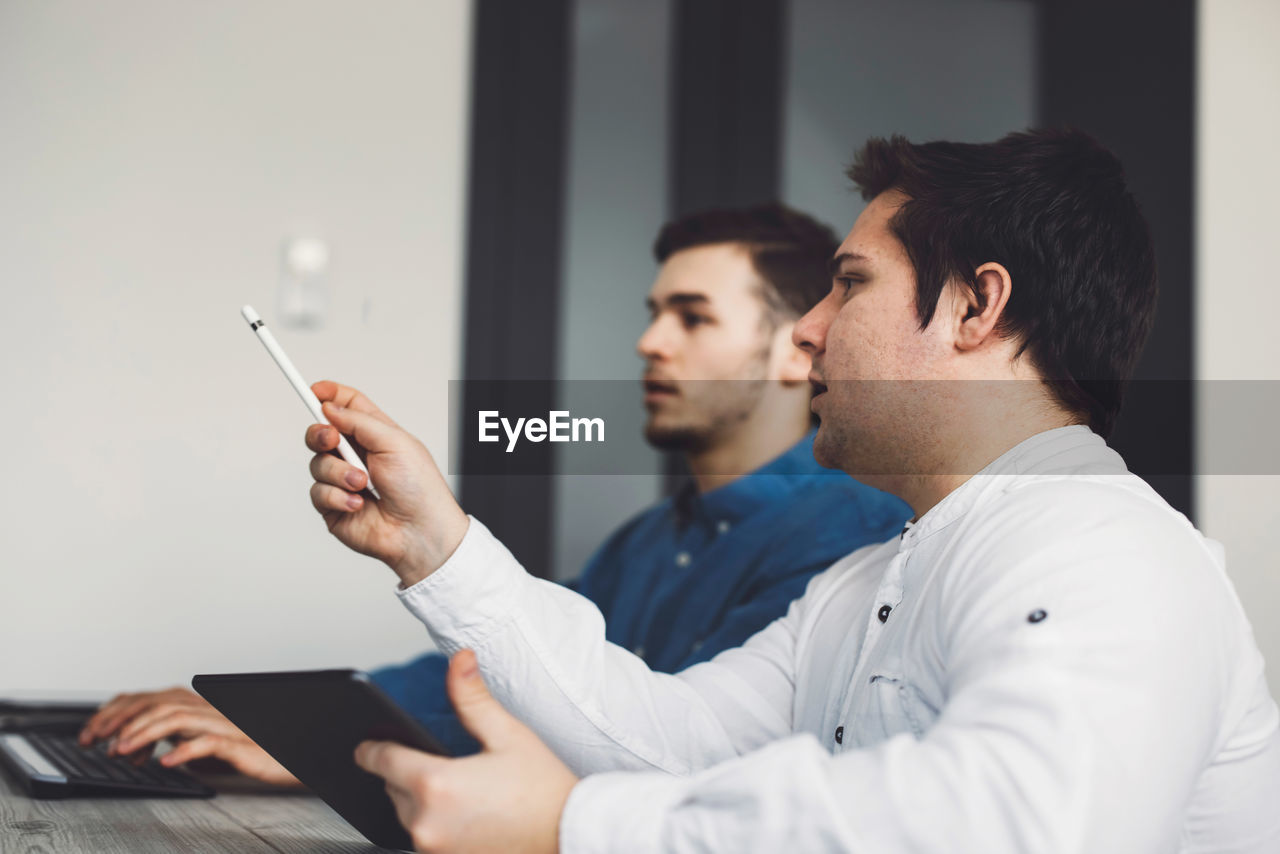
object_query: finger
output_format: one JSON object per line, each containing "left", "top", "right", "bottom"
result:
{"left": 111, "top": 707, "right": 175, "bottom": 755}
{"left": 81, "top": 694, "right": 138, "bottom": 741}
{"left": 354, "top": 740, "right": 445, "bottom": 784}
{"left": 116, "top": 704, "right": 240, "bottom": 755}
{"left": 311, "top": 381, "right": 393, "bottom": 422}
{"left": 113, "top": 709, "right": 201, "bottom": 756}
{"left": 82, "top": 695, "right": 156, "bottom": 743}
{"left": 311, "top": 481, "right": 364, "bottom": 514}
{"left": 305, "top": 422, "right": 343, "bottom": 454}
{"left": 446, "top": 650, "right": 519, "bottom": 751}
{"left": 82, "top": 688, "right": 200, "bottom": 745}
{"left": 157, "top": 733, "right": 287, "bottom": 783}
{"left": 353, "top": 740, "right": 396, "bottom": 778}
{"left": 225, "top": 739, "right": 298, "bottom": 785}
{"left": 321, "top": 403, "right": 402, "bottom": 457}
{"left": 80, "top": 700, "right": 125, "bottom": 744}
{"left": 157, "top": 733, "right": 225, "bottom": 768}
{"left": 114, "top": 702, "right": 197, "bottom": 748}
{"left": 310, "top": 451, "right": 367, "bottom": 492}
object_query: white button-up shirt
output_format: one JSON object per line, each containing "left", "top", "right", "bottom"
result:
{"left": 399, "top": 427, "right": 1280, "bottom": 853}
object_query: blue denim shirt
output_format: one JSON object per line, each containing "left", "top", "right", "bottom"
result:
{"left": 371, "top": 433, "right": 911, "bottom": 753}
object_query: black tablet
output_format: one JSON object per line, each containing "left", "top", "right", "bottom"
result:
{"left": 192, "top": 669, "right": 450, "bottom": 852}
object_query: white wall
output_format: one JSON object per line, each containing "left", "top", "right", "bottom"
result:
{"left": 1196, "top": 0, "right": 1280, "bottom": 684}
{"left": 0, "top": 0, "right": 472, "bottom": 694}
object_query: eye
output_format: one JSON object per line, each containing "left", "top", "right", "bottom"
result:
{"left": 835, "top": 275, "right": 864, "bottom": 294}
{"left": 681, "top": 313, "right": 710, "bottom": 329}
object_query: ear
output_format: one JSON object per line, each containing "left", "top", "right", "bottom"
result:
{"left": 953, "top": 262, "right": 1013, "bottom": 352}
{"left": 771, "top": 321, "right": 812, "bottom": 385}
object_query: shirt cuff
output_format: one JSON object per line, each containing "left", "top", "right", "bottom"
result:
{"left": 560, "top": 771, "right": 686, "bottom": 854}
{"left": 394, "top": 515, "right": 528, "bottom": 655}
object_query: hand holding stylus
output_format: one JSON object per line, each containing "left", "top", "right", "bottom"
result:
{"left": 304, "top": 381, "right": 470, "bottom": 586}
{"left": 241, "top": 305, "right": 379, "bottom": 499}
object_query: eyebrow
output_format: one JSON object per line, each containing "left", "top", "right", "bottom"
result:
{"left": 827, "top": 252, "right": 871, "bottom": 277}
{"left": 645, "top": 292, "right": 712, "bottom": 311}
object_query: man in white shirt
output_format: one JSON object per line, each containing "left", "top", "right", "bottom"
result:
{"left": 300, "top": 129, "right": 1280, "bottom": 853}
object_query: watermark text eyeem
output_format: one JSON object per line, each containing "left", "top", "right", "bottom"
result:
{"left": 478, "top": 410, "right": 605, "bottom": 453}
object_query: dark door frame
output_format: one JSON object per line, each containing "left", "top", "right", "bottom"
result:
{"left": 457, "top": 0, "right": 573, "bottom": 579}
{"left": 1038, "top": 0, "right": 1196, "bottom": 519}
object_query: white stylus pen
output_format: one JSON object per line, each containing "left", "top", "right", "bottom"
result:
{"left": 240, "top": 305, "right": 380, "bottom": 499}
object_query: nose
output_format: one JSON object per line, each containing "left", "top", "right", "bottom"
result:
{"left": 793, "top": 292, "right": 833, "bottom": 356}
{"left": 637, "top": 315, "right": 674, "bottom": 362}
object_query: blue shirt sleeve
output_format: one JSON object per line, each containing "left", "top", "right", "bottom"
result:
{"left": 369, "top": 654, "right": 481, "bottom": 756}
{"left": 670, "top": 561, "right": 821, "bottom": 670}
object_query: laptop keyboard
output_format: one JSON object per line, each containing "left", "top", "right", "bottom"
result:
{"left": 8, "top": 732, "right": 214, "bottom": 797}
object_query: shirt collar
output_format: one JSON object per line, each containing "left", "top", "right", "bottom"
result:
{"left": 674, "top": 432, "right": 827, "bottom": 528}
{"left": 900, "top": 425, "right": 1126, "bottom": 548}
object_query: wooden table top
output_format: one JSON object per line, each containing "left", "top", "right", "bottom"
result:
{"left": 0, "top": 769, "right": 391, "bottom": 853}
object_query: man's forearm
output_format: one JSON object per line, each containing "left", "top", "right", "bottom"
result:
{"left": 395, "top": 517, "right": 778, "bottom": 777}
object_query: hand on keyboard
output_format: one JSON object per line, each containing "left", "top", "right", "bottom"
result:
{"left": 78, "top": 688, "right": 300, "bottom": 787}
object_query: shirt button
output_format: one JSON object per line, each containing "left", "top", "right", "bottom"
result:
{"left": 877, "top": 604, "right": 892, "bottom": 623}
{"left": 835, "top": 726, "right": 844, "bottom": 744}
{"left": 716, "top": 520, "right": 731, "bottom": 534}
{"left": 690, "top": 639, "right": 704, "bottom": 654}
{"left": 675, "top": 551, "right": 692, "bottom": 567}
{"left": 632, "top": 644, "right": 646, "bottom": 658}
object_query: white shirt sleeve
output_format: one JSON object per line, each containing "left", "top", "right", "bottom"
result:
{"left": 397, "top": 517, "right": 803, "bottom": 776}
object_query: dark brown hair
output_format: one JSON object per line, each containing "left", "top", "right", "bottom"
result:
{"left": 848, "top": 128, "right": 1158, "bottom": 437}
{"left": 654, "top": 202, "right": 839, "bottom": 325}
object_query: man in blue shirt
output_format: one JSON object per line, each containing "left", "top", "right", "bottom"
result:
{"left": 80, "top": 203, "right": 909, "bottom": 776}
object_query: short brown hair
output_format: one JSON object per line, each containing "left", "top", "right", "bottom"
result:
{"left": 653, "top": 202, "right": 839, "bottom": 326}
